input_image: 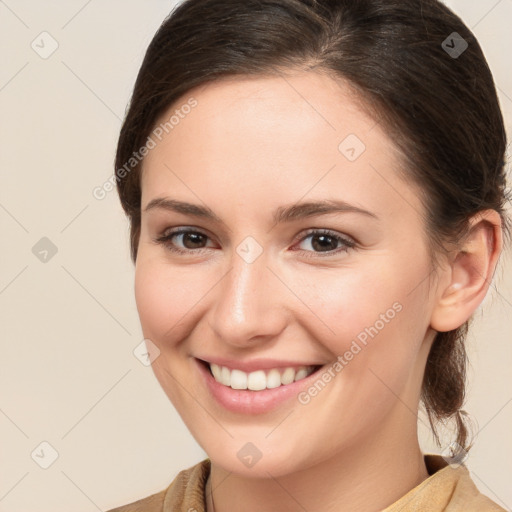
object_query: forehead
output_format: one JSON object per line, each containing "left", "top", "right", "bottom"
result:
{"left": 140, "top": 71, "right": 423, "bottom": 224}
{"left": 148, "top": 71, "right": 378, "bottom": 154}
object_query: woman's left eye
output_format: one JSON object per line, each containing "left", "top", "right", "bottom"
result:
{"left": 154, "top": 228, "right": 355, "bottom": 257}
{"left": 293, "top": 229, "right": 356, "bottom": 257}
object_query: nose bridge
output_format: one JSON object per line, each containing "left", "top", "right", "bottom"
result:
{"left": 209, "top": 240, "right": 285, "bottom": 344}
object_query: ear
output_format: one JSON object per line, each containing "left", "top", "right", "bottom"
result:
{"left": 430, "top": 210, "right": 503, "bottom": 332}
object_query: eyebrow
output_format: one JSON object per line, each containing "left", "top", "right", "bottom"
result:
{"left": 143, "top": 197, "right": 378, "bottom": 224}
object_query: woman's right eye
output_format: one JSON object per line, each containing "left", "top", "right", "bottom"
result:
{"left": 154, "top": 228, "right": 215, "bottom": 255}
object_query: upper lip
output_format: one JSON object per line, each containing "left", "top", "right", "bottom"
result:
{"left": 196, "top": 357, "right": 324, "bottom": 373}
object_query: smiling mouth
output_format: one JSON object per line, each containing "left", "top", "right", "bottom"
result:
{"left": 199, "top": 360, "right": 322, "bottom": 391}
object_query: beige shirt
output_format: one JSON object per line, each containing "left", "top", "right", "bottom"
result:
{"left": 107, "top": 454, "right": 506, "bottom": 511}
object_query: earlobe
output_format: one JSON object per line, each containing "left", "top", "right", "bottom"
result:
{"left": 430, "top": 210, "right": 503, "bottom": 333}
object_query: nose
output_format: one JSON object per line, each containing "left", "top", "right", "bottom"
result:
{"left": 207, "top": 246, "right": 288, "bottom": 348}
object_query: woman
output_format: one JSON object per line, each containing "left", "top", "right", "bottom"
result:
{"left": 108, "top": 0, "right": 509, "bottom": 510}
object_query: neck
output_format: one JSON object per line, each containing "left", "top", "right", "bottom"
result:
{"left": 207, "top": 415, "right": 429, "bottom": 512}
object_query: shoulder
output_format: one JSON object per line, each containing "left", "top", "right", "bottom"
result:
{"left": 424, "top": 455, "right": 507, "bottom": 511}
{"left": 105, "top": 458, "right": 211, "bottom": 512}
{"left": 106, "top": 489, "right": 167, "bottom": 512}
{"left": 384, "top": 455, "right": 507, "bottom": 512}
{"left": 447, "top": 464, "right": 507, "bottom": 511}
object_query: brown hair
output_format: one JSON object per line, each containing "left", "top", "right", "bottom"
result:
{"left": 115, "top": 0, "right": 509, "bottom": 454}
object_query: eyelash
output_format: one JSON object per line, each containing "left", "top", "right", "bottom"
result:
{"left": 153, "top": 227, "right": 356, "bottom": 258}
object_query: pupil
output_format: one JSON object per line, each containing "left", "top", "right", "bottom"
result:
{"left": 312, "top": 235, "right": 336, "bottom": 252}
{"left": 184, "top": 233, "right": 205, "bottom": 248}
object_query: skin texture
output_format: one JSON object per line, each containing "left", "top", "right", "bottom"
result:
{"left": 134, "top": 70, "right": 502, "bottom": 512}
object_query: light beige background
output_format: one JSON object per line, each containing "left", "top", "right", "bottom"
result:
{"left": 0, "top": 1, "right": 511, "bottom": 511}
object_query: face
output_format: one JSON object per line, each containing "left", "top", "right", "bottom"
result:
{"left": 135, "top": 70, "right": 440, "bottom": 477}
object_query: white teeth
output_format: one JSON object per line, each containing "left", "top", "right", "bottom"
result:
{"left": 230, "top": 369, "right": 247, "bottom": 390}
{"left": 266, "top": 369, "right": 282, "bottom": 389}
{"left": 294, "top": 368, "right": 308, "bottom": 381}
{"left": 281, "top": 367, "right": 295, "bottom": 385}
{"left": 220, "top": 366, "right": 231, "bottom": 387}
{"left": 247, "top": 370, "right": 266, "bottom": 391}
{"left": 208, "top": 363, "right": 316, "bottom": 390}
{"left": 210, "top": 363, "right": 222, "bottom": 382}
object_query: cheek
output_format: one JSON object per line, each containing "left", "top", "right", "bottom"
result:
{"left": 134, "top": 261, "right": 166, "bottom": 338}
{"left": 305, "top": 257, "right": 431, "bottom": 370}
{"left": 134, "top": 254, "right": 227, "bottom": 352}
{"left": 296, "top": 270, "right": 430, "bottom": 439}
{"left": 133, "top": 258, "right": 206, "bottom": 405}
{"left": 134, "top": 258, "right": 197, "bottom": 344}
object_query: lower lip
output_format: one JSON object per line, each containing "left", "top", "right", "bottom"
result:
{"left": 195, "top": 358, "right": 324, "bottom": 414}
